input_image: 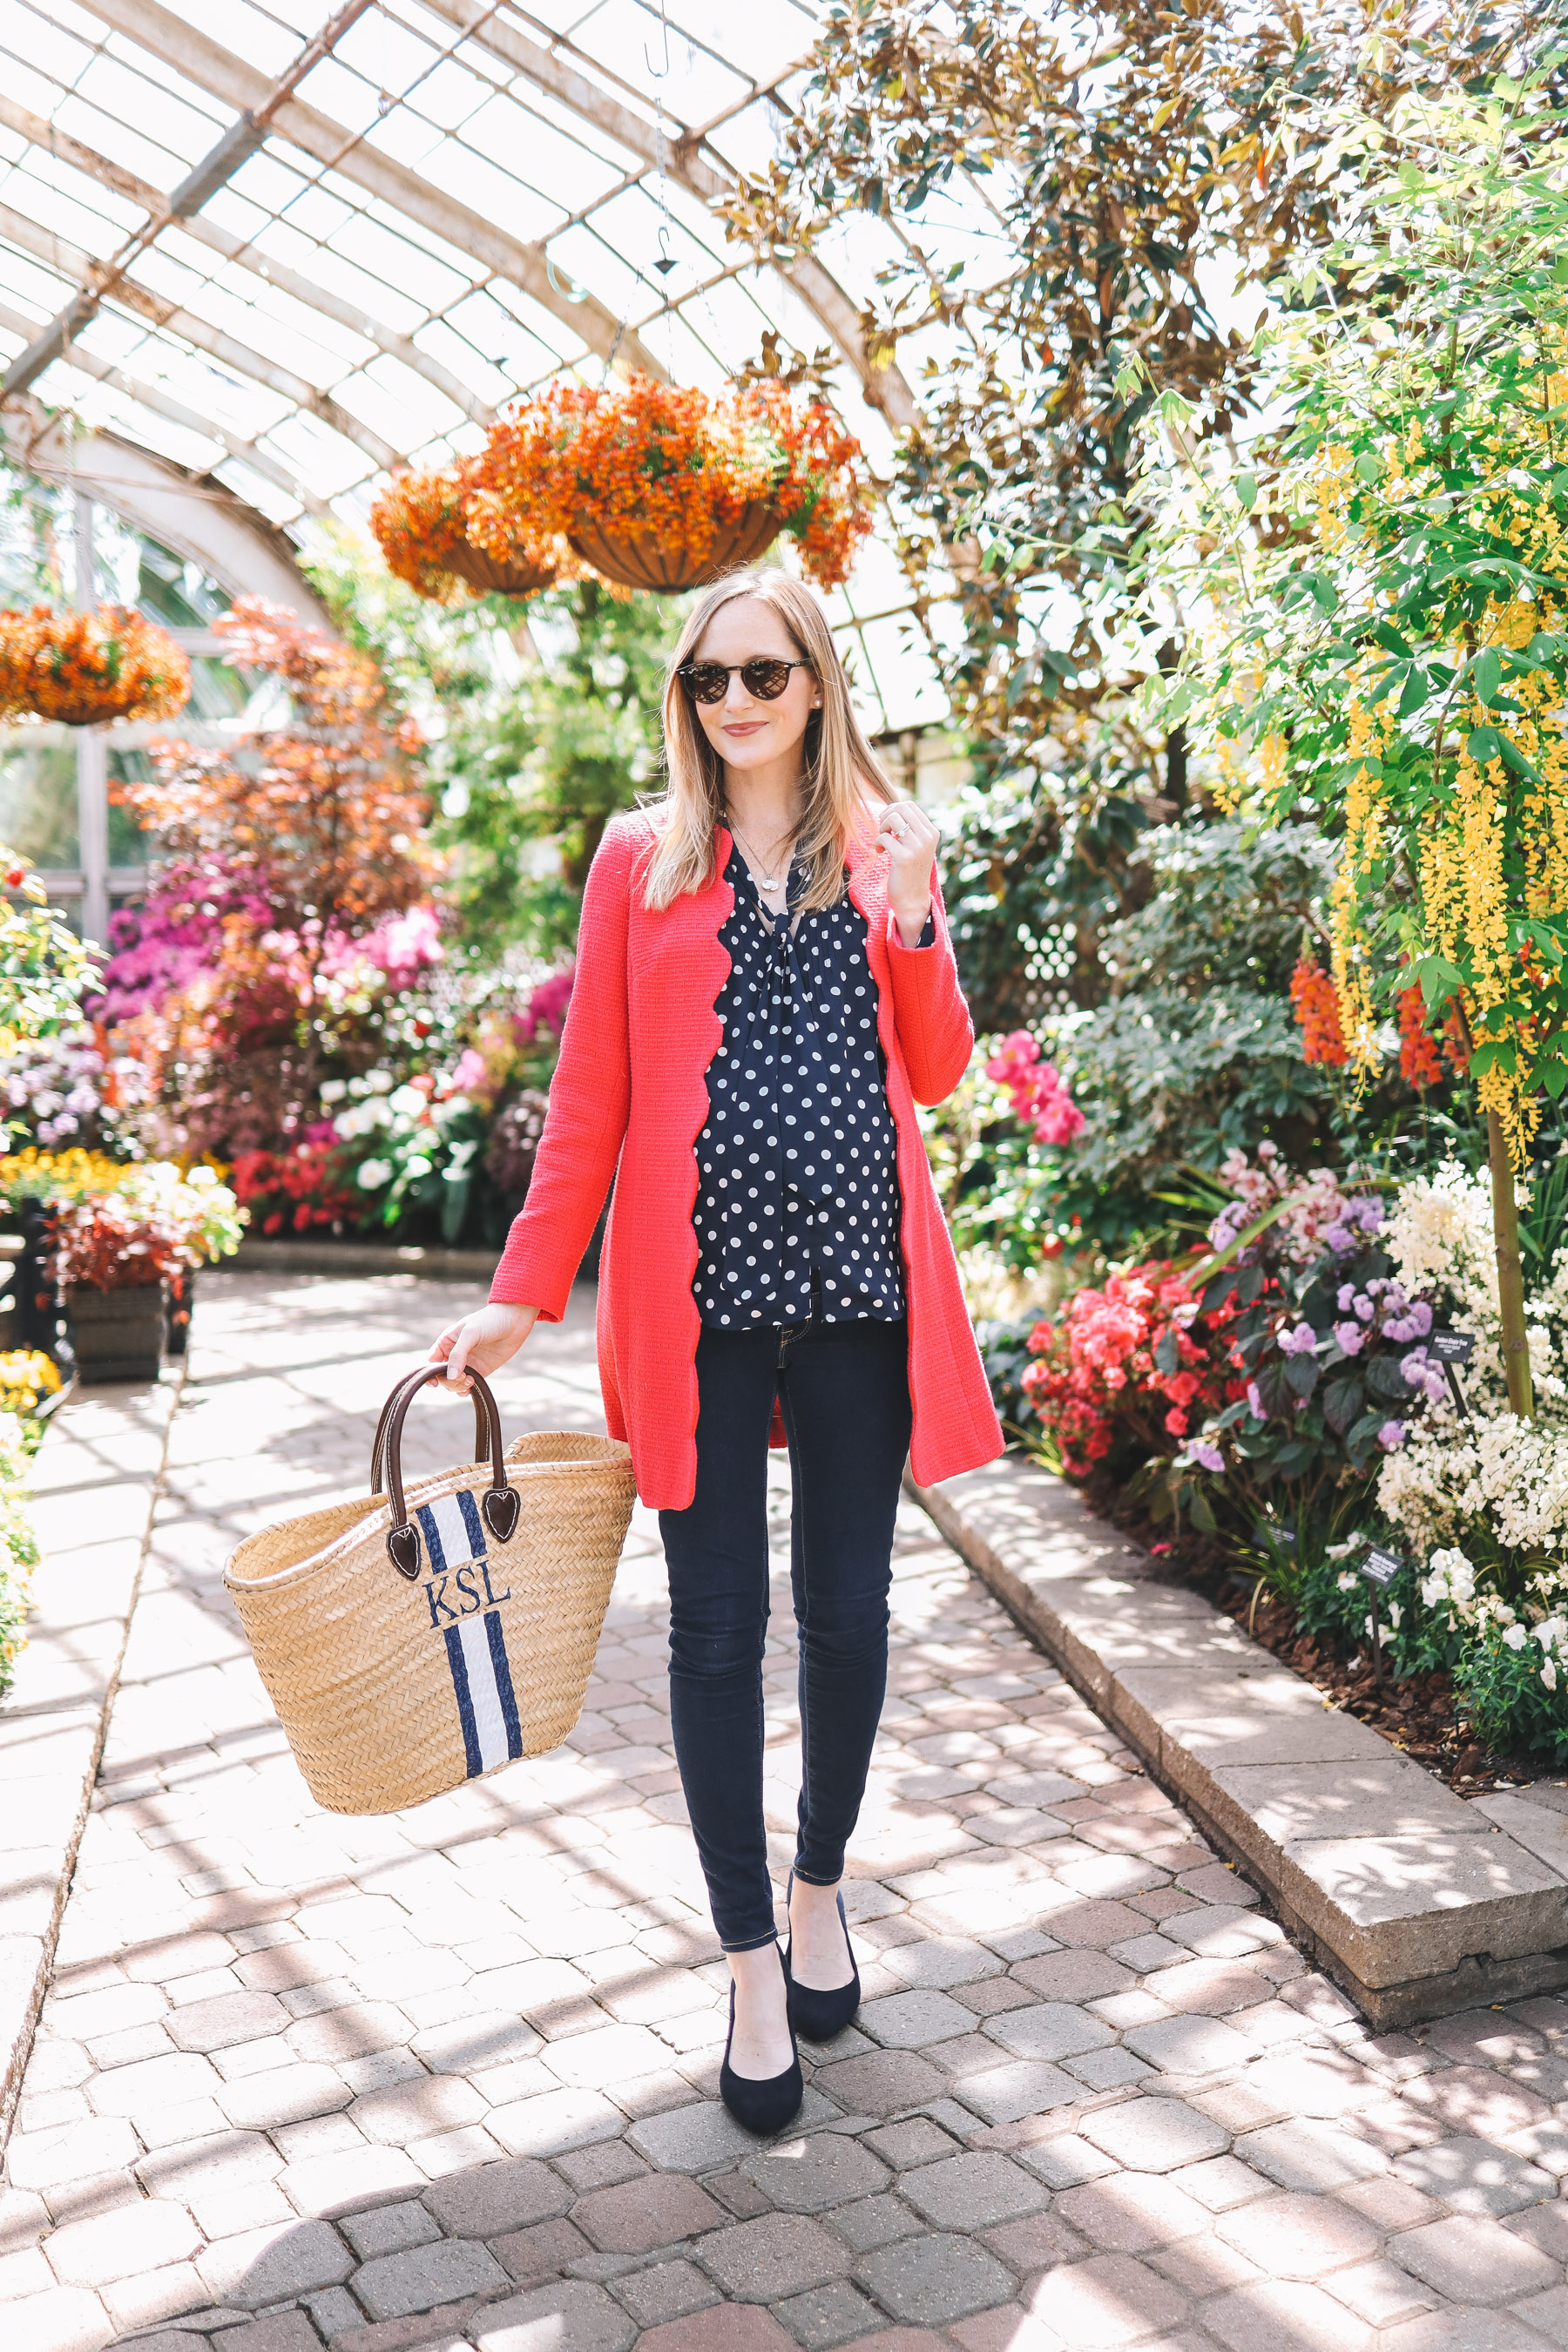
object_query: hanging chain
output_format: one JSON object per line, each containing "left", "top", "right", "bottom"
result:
{"left": 645, "top": 0, "right": 679, "bottom": 373}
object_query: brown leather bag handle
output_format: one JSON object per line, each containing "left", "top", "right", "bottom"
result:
{"left": 370, "top": 1367, "right": 485, "bottom": 1498}
{"left": 381, "top": 1369, "right": 519, "bottom": 1580}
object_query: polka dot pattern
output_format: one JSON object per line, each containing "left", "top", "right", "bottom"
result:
{"left": 693, "top": 845, "right": 927, "bottom": 1328}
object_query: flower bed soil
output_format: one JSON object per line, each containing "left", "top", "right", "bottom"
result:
{"left": 1082, "top": 1470, "right": 1547, "bottom": 1798}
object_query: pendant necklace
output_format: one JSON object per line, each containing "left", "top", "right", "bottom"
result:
{"left": 725, "top": 810, "right": 796, "bottom": 893}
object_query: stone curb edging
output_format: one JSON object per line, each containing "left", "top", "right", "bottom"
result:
{"left": 909, "top": 1452, "right": 1568, "bottom": 2030}
{"left": 232, "top": 1240, "right": 498, "bottom": 1281}
{"left": 0, "top": 1365, "right": 185, "bottom": 2152}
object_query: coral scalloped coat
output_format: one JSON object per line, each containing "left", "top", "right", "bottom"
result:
{"left": 489, "top": 812, "right": 1004, "bottom": 1510}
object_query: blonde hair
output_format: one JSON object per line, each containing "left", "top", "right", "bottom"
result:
{"left": 642, "top": 569, "right": 895, "bottom": 912}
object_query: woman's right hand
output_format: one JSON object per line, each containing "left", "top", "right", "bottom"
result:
{"left": 428, "top": 1301, "right": 540, "bottom": 1393}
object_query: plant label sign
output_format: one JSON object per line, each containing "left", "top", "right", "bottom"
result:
{"left": 1429, "top": 1328, "right": 1477, "bottom": 1422}
{"left": 1360, "top": 1543, "right": 1404, "bottom": 1589}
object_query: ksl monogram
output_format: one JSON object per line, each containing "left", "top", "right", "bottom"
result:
{"left": 421, "top": 1558, "right": 511, "bottom": 1629}
{"left": 410, "top": 1488, "right": 526, "bottom": 1780}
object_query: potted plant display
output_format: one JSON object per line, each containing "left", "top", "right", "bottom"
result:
{"left": 55, "top": 1187, "right": 180, "bottom": 1382}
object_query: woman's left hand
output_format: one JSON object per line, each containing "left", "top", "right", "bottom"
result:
{"left": 876, "top": 799, "right": 939, "bottom": 948}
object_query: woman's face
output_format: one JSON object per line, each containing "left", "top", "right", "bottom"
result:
{"left": 687, "top": 597, "right": 822, "bottom": 777}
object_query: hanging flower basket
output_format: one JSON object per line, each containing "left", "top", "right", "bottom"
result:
{"left": 474, "top": 375, "right": 875, "bottom": 597}
{"left": 566, "top": 499, "right": 784, "bottom": 593}
{"left": 369, "top": 459, "right": 568, "bottom": 604}
{"left": 0, "top": 605, "right": 191, "bottom": 727}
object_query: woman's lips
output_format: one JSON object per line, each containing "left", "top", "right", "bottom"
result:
{"left": 722, "top": 720, "right": 767, "bottom": 736}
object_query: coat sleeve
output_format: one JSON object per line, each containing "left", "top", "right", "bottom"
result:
{"left": 883, "top": 872, "right": 974, "bottom": 1107}
{"left": 489, "top": 821, "right": 635, "bottom": 1321}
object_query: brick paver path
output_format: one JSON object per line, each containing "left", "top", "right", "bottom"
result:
{"left": 5, "top": 1272, "right": 1568, "bottom": 2352}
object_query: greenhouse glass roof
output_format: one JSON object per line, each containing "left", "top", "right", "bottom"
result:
{"left": 0, "top": 0, "right": 950, "bottom": 728}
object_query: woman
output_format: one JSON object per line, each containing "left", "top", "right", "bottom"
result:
{"left": 429, "top": 569, "right": 1002, "bottom": 2133}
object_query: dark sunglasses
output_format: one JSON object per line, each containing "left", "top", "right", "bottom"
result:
{"left": 677, "top": 658, "right": 814, "bottom": 706}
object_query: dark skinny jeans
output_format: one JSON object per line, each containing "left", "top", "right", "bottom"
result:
{"left": 659, "top": 1316, "right": 912, "bottom": 1952}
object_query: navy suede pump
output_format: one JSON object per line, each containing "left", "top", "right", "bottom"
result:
{"left": 719, "top": 1942, "right": 803, "bottom": 2136}
{"left": 783, "top": 1871, "right": 862, "bottom": 2041}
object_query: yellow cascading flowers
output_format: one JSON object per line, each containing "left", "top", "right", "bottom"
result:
{"left": 1312, "top": 366, "right": 1568, "bottom": 1166}
{"left": 1410, "top": 586, "right": 1568, "bottom": 1166}
{"left": 1328, "top": 697, "right": 1388, "bottom": 1073}
{"left": 1315, "top": 441, "right": 1355, "bottom": 555}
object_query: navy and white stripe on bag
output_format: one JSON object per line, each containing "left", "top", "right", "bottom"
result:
{"left": 416, "top": 1492, "right": 524, "bottom": 1778}
{"left": 416, "top": 1490, "right": 489, "bottom": 1575}
{"left": 443, "top": 1611, "right": 523, "bottom": 1777}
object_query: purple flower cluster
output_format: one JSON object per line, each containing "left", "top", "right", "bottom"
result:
{"left": 1400, "top": 1347, "right": 1450, "bottom": 1407}
{"left": 6, "top": 1031, "right": 152, "bottom": 1149}
{"left": 1278, "top": 1322, "right": 1318, "bottom": 1356}
{"left": 1208, "top": 1199, "right": 1252, "bottom": 1249}
{"left": 1322, "top": 1197, "right": 1384, "bottom": 1254}
{"left": 1332, "top": 1277, "right": 1430, "bottom": 1360}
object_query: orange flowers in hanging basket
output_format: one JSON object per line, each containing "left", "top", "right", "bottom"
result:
{"left": 0, "top": 605, "right": 191, "bottom": 727}
{"left": 472, "top": 375, "right": 875, "bottom": 596}
{"left": 369, "top": 456, "right": 572, "bottom": 605}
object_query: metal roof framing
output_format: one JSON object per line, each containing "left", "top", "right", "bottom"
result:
{"left": 0, "top": 0, "right": 940, "bottom": 741}
{"left": 71, "top": 0, "right": 671, "bottom": 379}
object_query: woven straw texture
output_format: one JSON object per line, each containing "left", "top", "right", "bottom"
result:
{"left": 225, "top": 1429, "right": 635, "bottom": 1815}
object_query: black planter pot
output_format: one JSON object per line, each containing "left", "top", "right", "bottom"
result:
{"left": 17, "top": 1196, "right": 62, "bottom": 1354}
{"left": 166, "top": 1267, "right": 197, "bottom": 1359}
{"left": 67, "top": 1282, "right": 167, "bottom": 1383}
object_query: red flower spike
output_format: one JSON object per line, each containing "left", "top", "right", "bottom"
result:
{"left": 1289, "top": 956, "right": 1348, "bottom": 1065}
{"left": 1397, "top": 983, "right": 1443, "bottom": 1087}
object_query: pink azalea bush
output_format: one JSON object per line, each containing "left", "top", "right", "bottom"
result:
{"left": 985, "top": 1031, "right": 1085, "bottom": 1146}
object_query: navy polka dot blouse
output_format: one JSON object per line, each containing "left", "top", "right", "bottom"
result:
{"left": 693, "top": 843, "right": 931, "bottom": 1328}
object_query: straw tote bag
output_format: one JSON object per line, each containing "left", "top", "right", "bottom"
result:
{"left": 225, "top": 1367, "right": 636, "bottom": 1815}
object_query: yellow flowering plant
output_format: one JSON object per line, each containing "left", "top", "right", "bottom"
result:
{"left": 0, "top": 1351, "right": 62, "bottom": 1454}
{"left": 0, "top": 1146, "right": 132, "bottom": 1205}
{"left": 1148, "top": 82, "right": 1568, "bottom": 1418}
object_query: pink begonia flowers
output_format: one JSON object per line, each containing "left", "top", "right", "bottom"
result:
{"left": 985, "top": 1031, "right": 1085, "bottom": 1146}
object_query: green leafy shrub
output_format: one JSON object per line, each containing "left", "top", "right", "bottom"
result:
{"left": 1044, "top": 821, "right": 1360, "bottom": 1251}
{"left": 1459, "top": 1624, "right": 1568, "bottom": 1767}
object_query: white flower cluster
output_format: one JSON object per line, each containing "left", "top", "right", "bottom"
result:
{"left": 1373, "top": 1158, "right": 1568, "bottom": 1684}
{"left": 322, "top": 1071, "right": 400, "bottom": 1151}
{"left": 1382, "top": 1160, "right": 1499, "bottom": 1324}
{"left": 1538, "top": 1616, "right": 1568, "bottom": 1693}
{"left": 1418, "top": 1545, "right": 1478, "bottom": 1625}
{"left": 1380, "top": 1413, "right": 1568, "bottom": 1557}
